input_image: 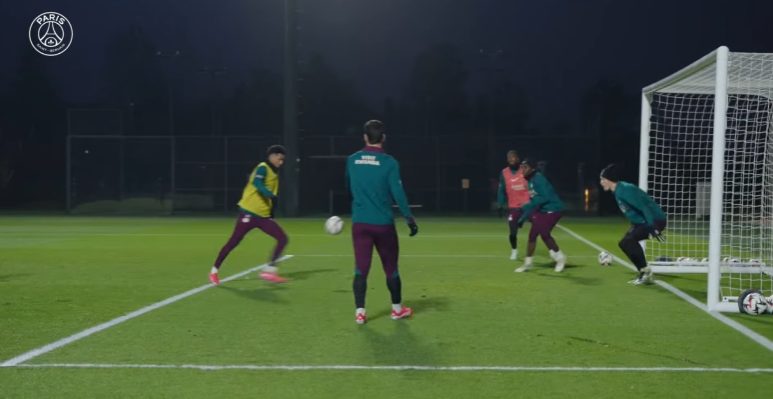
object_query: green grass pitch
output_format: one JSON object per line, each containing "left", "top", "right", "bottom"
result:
{"left": 0, "top": 216, "right": 770, "bottom": 398}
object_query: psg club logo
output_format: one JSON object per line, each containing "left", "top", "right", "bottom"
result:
{"left": 28, "top": 12, "right": 73, "bottom": 56}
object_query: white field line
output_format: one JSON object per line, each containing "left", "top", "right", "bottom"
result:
{"left": 14, "top": 363, "right": 773, "bottom": 373}
{"left": 556, "top": 224, "right": 773, "bottom": 352}
{"left": 0, "top": 231, "right": 508, "bottom": 238}
{"left": 0, "top": 255, "right": 293, "bottom": 367}
{"left": 294, "top": 254, "right": 599, "bottom": 259}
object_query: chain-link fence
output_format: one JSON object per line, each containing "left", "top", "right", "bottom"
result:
{"left": 67, "top": 134, "right": 601, "bottom": 215}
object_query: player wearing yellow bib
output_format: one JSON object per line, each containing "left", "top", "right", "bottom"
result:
{"left": 209, "top": 145, "right": 289, "bottom": 285}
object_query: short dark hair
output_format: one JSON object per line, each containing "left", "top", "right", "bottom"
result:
{"left": 507, "top": 150, "right": 519, "bottom": 157}
{"left": 266, "top": 144, "right": 286, "bottom": 156}
{"left": 363, "top": 120, "right": 385, "bottom": 144}
{"left": 521, "top": 158, "right": 538, "bottom": 169}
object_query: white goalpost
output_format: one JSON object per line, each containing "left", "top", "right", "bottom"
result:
{"left": 641, "top": 46, "right": 773, "bottom": 312}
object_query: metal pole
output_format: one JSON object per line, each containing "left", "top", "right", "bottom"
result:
{"left": 638, "top": 93, "right": 651, "bottom": 191}
{"left": 170, "top": 136, "right": 176, "bottom": 215}
{"left": 65, "top": 135, "right": 71, "bottom": 212}
{"left": 156, "top": 50, "right": 181, "bottom": 136}
{"left": 282, "top": 0, "right": 300, "bottom": 216}
{"left": 708, "top": 46, "right": 729, "bottom": 311}
{"left": 329, "top": 189, "right": 334, "bottom": 215}
{"left": 119, "top": 136, "right": 125, "bottom": 201}
{"left": 224, "top": 136, "right": 229, "bottom": 212}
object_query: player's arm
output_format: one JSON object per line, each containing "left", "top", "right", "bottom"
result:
{"left": 345, "top": 160, "right": 355, "bottom": 202}
{"left": 252, "top": 165, "right": 275, "bottom": 199}
{"left": 497, "top": 172, "right": 507, "bottom": 208}
{"left": 629, "top": 188, "right": 657, "bottom": 226}
{"left": 387, "top": 160, "right": 414, "bottom": 222}
{"left": 518, "top": 176, "right": 549, "bottom": 223}
{"left": 344, "top": 162, "right": 350, "bottom": 193}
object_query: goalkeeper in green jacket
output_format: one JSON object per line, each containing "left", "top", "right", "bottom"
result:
{"left": 599, "top": 164, "right": 667, "bottom": 285}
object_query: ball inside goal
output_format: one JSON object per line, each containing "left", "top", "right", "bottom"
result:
{"left": 324, "top": 216, "right": 344, "bottom": 235}
{"left": 738, "top": 289, "right": 769, "bottom": 315}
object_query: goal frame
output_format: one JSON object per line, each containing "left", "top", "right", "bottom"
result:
{"left": 639, "top": 46, "right": 768, "bottom": 313}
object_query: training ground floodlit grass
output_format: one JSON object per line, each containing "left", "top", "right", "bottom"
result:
{"left": 0, "top": 216, "right": 771, "bottom": 398}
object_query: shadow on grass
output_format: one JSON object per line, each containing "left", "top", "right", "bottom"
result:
{"left": 567, "top": 335, "right": 706, "bottom": 366}
{"left": 358, "top": 312, "right": 439, "bottom": 366}
{"left": 218, "top": 284, "right": 290, "bottom": 304}
{"left": 728, "top": 314, "right": 773, "bottom": 330}
{"left": 0, "top": 273, "right": 33, "bottom": 282}
{"left": 283, "top": 268, "right": 337, "bottom": 281}
{"left": 366, "top": 296, "right": 451, "bottom": 322}
{"left": 531, "top": 263, "right": 604, "bottom": 286}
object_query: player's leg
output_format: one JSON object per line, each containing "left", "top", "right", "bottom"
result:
{"left": 537, "top": 212, "right": 566, "bottom": 272}
{"left": 352, "top": 223, "right": 375, "bottom": 324}
{"left": 210, "top": 212, "right": 257, "bottom": 284}
{"left": 507, "top": 209, "right": 523, "bottom": 260}
{"left": 515, "top": 215, "right": 539, "bottom": 272}
{"left": 254, "top": 217, "right": 289, "bottom": 283}
{"left": 618, "top": 224, "right": 651, "bottom": 284}
{"left": 373, "top": 225, "right": 412, "bottom": 320}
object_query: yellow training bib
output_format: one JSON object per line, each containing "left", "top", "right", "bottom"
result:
{"left": 237, "top": 162, "right": 278, "bottom": 217}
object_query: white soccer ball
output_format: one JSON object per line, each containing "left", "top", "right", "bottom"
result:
{"left": 324, "top": 216, "right": 344, "bottom": 235}
{"left": 598, "top": 251, "right": 612, "bottom": 266}
{"left": 739, "top": 290, "right": 769, "bottom": 315}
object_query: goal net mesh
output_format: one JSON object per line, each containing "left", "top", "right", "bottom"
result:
{"left": 644, "top": 51, "right": 773, "bottom": 300}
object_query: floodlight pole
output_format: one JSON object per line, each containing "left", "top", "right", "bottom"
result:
{"left": 282, "top": 0, "right": 300, "bottom": 216}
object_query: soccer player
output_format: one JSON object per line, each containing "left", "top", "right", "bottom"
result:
{"left": 346, "top": 120, "right": 418, "bottom": 325}
{"left": 515, "top": 158, "right": 567, "bottom": 273}
{"left": 209, "top": 145, "right": 289, "bottom": 285}
{"left": 599, "top": 163, "right": 667, "bottom": 285}
{"left": 497, "top": 150, "right": 530, "bottom": 261}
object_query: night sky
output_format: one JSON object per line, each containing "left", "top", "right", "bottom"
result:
{"left": 2, "top": 0, "right": 773, "bottom": 211}
{"left": 4, "top": 0, "right": 773, "bottom": 119}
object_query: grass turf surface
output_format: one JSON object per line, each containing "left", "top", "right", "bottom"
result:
{"left": 0, "top": 216, "right": 770, "bottom": 398}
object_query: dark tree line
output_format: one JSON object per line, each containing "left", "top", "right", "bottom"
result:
{"left": 0, "top": 26, "right": 640, "bottom": 209}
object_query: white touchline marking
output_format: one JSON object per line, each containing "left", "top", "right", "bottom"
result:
{"left": 0, "top": 232, "right": 534, "bottom": 239}
{"left": 293, "top": 254, "right": 600, "bottom": 259}
{"left": 14, "top": 363, "right": 773, "bottom": 373}
{"left": 556, "top": 224, "right": 773, "bottom": 352}
{"left": 0, "top": 255, "right": 294, "bottom": 367}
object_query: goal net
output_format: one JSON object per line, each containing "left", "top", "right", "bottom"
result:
{"left": 641, "top": 46, "right": 773, "bottom": 312}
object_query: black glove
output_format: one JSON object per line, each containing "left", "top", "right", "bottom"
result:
{"left": 517, "top": 219, "right": 525, "bottom": 228}
{"left": 408, "top": 221, "right": 419, "bottom": 237}
{"left": 497, "top": 206, "right": 505, "bottom": 218}
{"left": 648, "top": 226, "right": 665, "bottom": 242}
{"left": 270, "top": 195, "right": 278, "bottom": 218}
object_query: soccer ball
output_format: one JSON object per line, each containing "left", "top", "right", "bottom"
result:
{"left": 324, "top": 216, "right": 344, "bottom": 235}
{"left": 598, "top": 251, "right": 612, "bottom": 266}
{"left": 738, "top": 289, "right": 769, "bottom": 315}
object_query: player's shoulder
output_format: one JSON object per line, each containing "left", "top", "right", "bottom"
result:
{"left": 617, "top": 181, "right": 642, "bottom": 194}
{"left": 380, "top": 152, "right": 397, "bottom": 163}
{"left": 347, "top": 151, "right": 365, "bottom": 163}
{"left": 534, "top": 171, "right": 549, "bottom": 183}
{"left": 254, "top": 162, "right": 268, "bottom": 173}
